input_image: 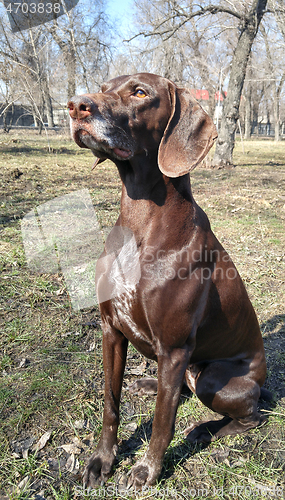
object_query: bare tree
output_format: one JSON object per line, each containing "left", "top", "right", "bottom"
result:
{"left": 260, "top": 25, "right": 285, "bottom": 141}
{"left": 23, "top": 30, "right": 55, "bottom": 127}
{"left": 48, "top": 20, "right": 76, "bottom": 99}
{"left": 211, "top": 0, "right": 268, "bottom": 164}
{"left": 0, "top": 59, "right": 15, "bottom": 132}
{"left": 129, "top": 0, "right": 270, "bottom": 166}
{"left": 0, "top": 0, "right": 114, "bottom": 133}
{"left": 48, "top": 0, "right": 112, "bottom": 99}
{"left": 128, "top": 0, "right": 233, "bottom": 91}
{"left": 0, "top": 17, "right": 55, "bottom": 130}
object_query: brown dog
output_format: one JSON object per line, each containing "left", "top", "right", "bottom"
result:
{"left": 68, "top": 73, "right": 267, "bottom": 489}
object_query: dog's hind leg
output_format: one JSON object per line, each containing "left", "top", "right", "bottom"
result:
{"left": 185, "top": 357, "right": 266, "bottom": 443}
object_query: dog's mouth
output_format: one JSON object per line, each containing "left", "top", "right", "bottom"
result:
{"left": 73, "top": 129, "right": 90, "bottom": 149}
{"left": 112, "top": 147, "right": 132, "bottom": 159}
{"left": 75, "top": 129, "right": 132, "bottom": 160}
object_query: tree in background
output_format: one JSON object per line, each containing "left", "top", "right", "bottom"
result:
{"left": 48, "top": 0, "right": 112, "bottom": 99}
{"left": 125, "top": 0, "right": 283, "bottom": 166}
{"left": 0, "top": 0, "right": 112, "bottom": 129}
{"left": 212, "top": 0, "right": 268, "bottom": 165}
{"left": 270, "top": 0, "right": 285, "bottom": 140}
{"left": 0, "top": 20, "right": 54, "bottom": 129}
{"left": 0, "top": 0, "right": 284, "bottom": 144}
{"left": 0, "top": 58, "right": 16, "bottom": 132}
{"left": 260, "top": 25, "right": 285, "bottom": 141}
{"left": 238, "top": 3, "right": 285, "bottom": 142}
{"left": 127, "top": 0, "right": 235, "bottom": 103}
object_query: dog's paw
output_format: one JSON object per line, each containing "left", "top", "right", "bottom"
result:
{"left": 127, "top": 463, "right": 158, "bottom": 490}
{"left": 184, "top": 421, "right": 213, "bottom": 444}
{"left": 127, "top": 454, "right": 161, "bottom": 490}
{"left": 128, "top": 464, "right": 150, "bottom": 490}
{"left": 185, "top": 416, "right": 237, "bottom": 443}
{"left": 83, "top": 446, "right": 117, "bottom": 488}
{"left": 128, "top": 378, "right": 158, "bottom": 396}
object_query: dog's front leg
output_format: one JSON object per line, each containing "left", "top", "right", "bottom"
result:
{"left": 128, "top": 346, "right": 190, "bottom": 490}
{"left": 83, "top": 324, "right": 128, "bottom": 488}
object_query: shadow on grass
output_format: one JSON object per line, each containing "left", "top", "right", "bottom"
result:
{"left": 262, "top": 314, "right": 285, "bottom": 399}
{"left": 0, "top": 145, "right": 77, "bottom": 155}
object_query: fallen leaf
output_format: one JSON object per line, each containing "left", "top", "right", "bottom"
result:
{"left": 47, "top": 458, "right": 60, "bottom": 471}
{"left": 64, "top": 453, "right": 80, "bottom": 473}
{"left": 210, "top": 447, "right": 230, "bottom": 463}
{"left": 32, "top": 431, "right": 52, "bottom": 452}
{"left": 65, "top": 453, "right": 75, "bottom": 472}
{"left": 230, "top": 458, "right": 247, "bottom": 467}
{"left": 129, "top": 360, "right": 147, "bottom": 375}
{"left": 72, "top": 436, "right": 82, "bottom": 446}
{"left": 19, "top": 358, "right": 30, "bottom": 368}
{"left": 60, "top": 443, "right": 81, "bottom": 454}
{"left": 125, "top": 422, "right": 138, "bottom": 432}
{"left": 74, "top": 419, "right": 86, "bottom": 429}
{"left": 82, "top": 432, "right": 94, "bottom": 446}
{"left": 17, "top": 475, "right": 29, "bottom": 491}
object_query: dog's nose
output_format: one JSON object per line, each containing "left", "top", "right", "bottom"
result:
{"left": 67, "top": 96, "right": 96, "bottom": 120}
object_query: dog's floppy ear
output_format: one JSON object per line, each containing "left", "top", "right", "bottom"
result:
{"left": 158, "top": 83, "right": 218, "bottom": 177}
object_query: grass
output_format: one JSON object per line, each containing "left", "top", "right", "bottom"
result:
{"left": 0, "top": 130, "right": 284, "bottom": 499}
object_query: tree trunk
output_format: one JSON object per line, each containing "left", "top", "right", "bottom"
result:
{"left": 42, "top": 74, "right": 54, "bottom": 127}
{"left": 274, "top": 74, "right": 285, "bottom": 141}
{"left": 45, "top": 94, "right": 54, "bottom": 128}
{"left": 49, "top": 25, "right": 77, "bottom": 99}
{"left": 244, "top": 84, "right": 252, "bottom": 140}
{"left": 3, "top": 102, "right": 14, "bottom": 133}
{"left": 66, "top": 49, "right": 77, "bottom": 98}
{"left": 251, "top": 94, "right": 260, "bottom": 136}
{"left": 212, "top": 0, "right": 268, "bottom": 166}
{"left": 32, "top": 106, "right": 38, "bottom": 127}
{"left": 274, "top": 93, "right": 280, "bottom": 141}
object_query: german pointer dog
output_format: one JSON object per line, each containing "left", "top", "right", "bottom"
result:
{"left": 68, "top": 73, "right": 267, "bottom": 489}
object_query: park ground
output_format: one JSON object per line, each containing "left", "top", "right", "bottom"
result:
{"left": 0, "top": 131, "right": 284, "bottom": 499}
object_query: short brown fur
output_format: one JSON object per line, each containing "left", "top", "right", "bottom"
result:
{"left": 68, "top": 73, "right": 267, "bottom": 489}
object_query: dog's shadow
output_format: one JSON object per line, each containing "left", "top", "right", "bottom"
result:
{"left": 261, "top": 314, "right": 285, "bottom": 399}
{"left": 116, "top": 314, "right": 284, "bottom": 480}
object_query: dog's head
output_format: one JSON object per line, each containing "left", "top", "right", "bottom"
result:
{"left": 68, "top": 73, "right": 217, "bottom": 177}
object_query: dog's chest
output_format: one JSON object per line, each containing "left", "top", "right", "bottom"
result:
{"left": 110, "top": 286, "right": 157, "bottom": 359}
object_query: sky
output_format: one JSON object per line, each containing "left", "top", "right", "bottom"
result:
{"left": 106, "top": 0, "right": 133, "bottom": 37}
{"left": 106, "top": 0, "right": 132, "bottom": 17}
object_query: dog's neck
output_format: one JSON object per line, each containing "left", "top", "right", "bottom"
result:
{"left": 115, "top": 154, "right": 194, "bottom": 205}
{"left": 114, "top": 155, "right": 197, "bottom": 243}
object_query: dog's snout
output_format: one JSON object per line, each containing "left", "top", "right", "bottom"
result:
{"left": 67, "top": 96, "right": 96, "bottom": 120}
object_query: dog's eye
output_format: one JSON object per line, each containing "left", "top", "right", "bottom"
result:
{"left": 134, "top": 89, "right": 147, "bottom": 98}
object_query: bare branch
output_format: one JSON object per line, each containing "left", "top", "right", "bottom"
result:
{"left": 126, "top": 3, "right": 244, "bottom": 42}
